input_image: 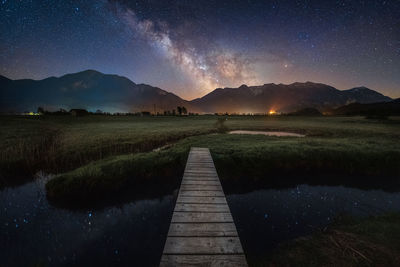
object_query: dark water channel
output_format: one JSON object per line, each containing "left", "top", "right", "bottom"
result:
{"left": 225, "top": 184, "right": 400, "bottom": 263}
{"left": 2, "top": 173, "right": 400, "bottom": 266}
{"left": 0, "top": 174, "right": 177, "bottom": 267}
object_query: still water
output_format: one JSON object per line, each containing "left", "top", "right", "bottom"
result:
{"left": 226, "top": 185, "right": 400, "bottom": 263}
{"left": 1, "top": 175, "right": 400, "bottom": 266}
{"left": 0, "top": 174, "right": 176, "bottom": 266}
{"left": 229, "top": 130, "right": 305, "bottom": 137}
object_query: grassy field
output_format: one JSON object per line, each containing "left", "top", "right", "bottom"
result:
{"left": 0, "top": 115, "right": 218, "bottom": 187}
{"left": 2, "top": 114, "right": 400, "bottom": 264}
{"left": 1, "top": 115, "right": 399, "bottom": 193}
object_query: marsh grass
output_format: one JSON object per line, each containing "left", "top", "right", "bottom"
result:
{"left": 0, "top": 115, "right": 219, "bottom": 187}
{"left": 215, "top": 116, "right": 228, "bottom": 133}
{"left": 264, "top": 213, "right": 400, "bottom": 266}
{"left": 46, "top": 123, "right": 400, "bottom": 204}
{"left": 2, "top": 115, "right": 400, "bottom": 195}
{"left": 3, "top": 115, "right": 400, "bottom": 265}
{"left": 45, "top": 143, "right": 191, "bottom": 206}
{"left": 0, "top": 118, "right": 62, "bottom": 185}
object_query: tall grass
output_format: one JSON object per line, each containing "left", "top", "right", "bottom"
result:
{"left": 2, "top": 115, "right": 400, "bottom": 191}
{"left": 265, "top": 213, "right": 400, "bottom": 266}
{"left": 0, "top": 115, "right": 219, "bottom": 187}
{"left": 46, "top": 144, "right": 191, "bottom": 206}
{"left": 46, "top": 128, "right": 400, "bottom": 204}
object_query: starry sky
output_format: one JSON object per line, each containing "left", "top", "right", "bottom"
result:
{"left": 1, "top": 0, "right": 399, "bottom": 100}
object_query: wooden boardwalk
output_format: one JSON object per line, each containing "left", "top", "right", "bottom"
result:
{"left": 160, "top": 147, "right": 248, "bottom": 267}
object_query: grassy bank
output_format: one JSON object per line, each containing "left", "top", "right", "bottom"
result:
{"left": 0, "top": 115, "right": 218, "bottom": 187}
{"left": 45, "top": 116, "right": 400, "bottom": 203}
{"left": 2, "top": 115, "right": 399, "bottom": 193}
{"left": 45, "top": 144, "right": 191, "bottom": 206}
{"left": 265, "top": 213, "right": 400, "bottom": 266}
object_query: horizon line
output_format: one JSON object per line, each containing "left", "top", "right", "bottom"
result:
{"left": 1, "top": 69, "right": 398, "bottom": 100}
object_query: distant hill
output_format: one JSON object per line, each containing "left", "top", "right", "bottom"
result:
{"left": 332, "top": 99, "right": 400, "bottom": 116}
{"left": 0, "top": 70, "right": 191, "bottom": 113}
{"left": 288, "top": 107, "right": 322, "bottom": 116}
{"left": 0, "top": 70, "right": 393, "bottom": 114}
{"left": 190, "top": 82, "right": 392, "bottom": 113}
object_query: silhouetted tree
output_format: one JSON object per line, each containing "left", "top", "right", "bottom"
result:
{"left": 37, "top": 107, "right": 45, "bottom": 114}
{"left": 182, "top": 106, "right": 187, "bottom": 115}
{"left": 177, "top": 106, "right": 182, "bottom": 115}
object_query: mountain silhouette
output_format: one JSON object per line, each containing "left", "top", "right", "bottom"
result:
{"left": 0, "top": 70, "right": 190, "bottom": 113}
{"left": 0, "top": 70, "right": 392, "bottom": 113}
{"left": 190, "top": 82, "right": 391, "bottom": 113}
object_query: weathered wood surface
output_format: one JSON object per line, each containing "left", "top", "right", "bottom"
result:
{"left": 163, "top": 237, "right": 244, "bottom": 254}
{"left": 171, "top": 212, "right": 234, "bottom": 223}
{"left": 160, "top": 147, "right": 248, "bottom": 267}
{"left": 177, "top": 196, "right": 227, "bottom": 204}
{"left": 168, "top": 223, "right": 237, "bottom": 237}
{"left": 161, "top": 255, "right": 247, "bottom": 267}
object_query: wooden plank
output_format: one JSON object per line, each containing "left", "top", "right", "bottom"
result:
{"left": 161, "top": 147, "right": 247, "bottom": 266}
{"left": 177, "top": 196, "right": 227, "bottom": 204}
{"left": 175, "top": 203, "right": 229, "bottom": 212}
{"left": 171, "top": 212, "right": 233, "bottom": 223}
{"left": 183, "top": 174, "right": 219, "bottom": 181}
{"left": 184, "top": 171, "right": 217, "bottom": 174}
{"left": 184, "top": 171, "right": 218, "bottom": 174}
{"left": 168, "top": 223, "right": 237, "bottom": 237}
{"left": 183, "top": 178, "right": 219, "bottom": 182}
{"left": 163, "top": 237, "right": 244, "bottom": 254}
{"left": 181, "top": 180, "right": 221, "bottom": 186}
{"left": 180, "top": 184, "right": 222, "bottom": 191}
{"left": 179, "top": 191, "right": 225, "bottom": 197}
{"left": 185, "top": 168, "right": 214, "bottom": 171}
{"left": 183, "top": 178, "right": 219, "bottom": 181}
{"left": 160, "top": 255, "right": 247, "bottom": 267}
{"left": 184, "top": 173, "right": 217, "bottom": 176}
{"left": 185, "top": 163, "right": 215, "bottom": 166}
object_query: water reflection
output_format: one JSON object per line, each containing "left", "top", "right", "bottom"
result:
{"left": 226, "top": 184, "right": 400, "bottom": 263}
{"left": 229, "top": 130, "right": 305, "bottom": 137}
{"left": 0, "top": 175, "right": 177, "bottom": 267}
{"left": 3, "top": 172, "right": 400, "bottom": 266}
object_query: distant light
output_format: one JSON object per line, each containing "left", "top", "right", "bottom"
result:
{"left": 26, "top": 112, "right": 40, "bottom": 116}
{"left": 269, "top": 110, "right": 276, "bottom": 115}
{"left": 22, "top": 112, "right": 42, "bottom": 116}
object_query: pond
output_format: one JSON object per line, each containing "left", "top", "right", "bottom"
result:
{"left": 229, "top": 130, "right": 305, "bottom": 137}
{"left": 1, "top": 174, "right": 400, "bottom": 266}
{"left": 225, "top": 184, "right": 400, "bottom": 264}
{"left": 0, "top": 174, "right": 177, "bottom": 267}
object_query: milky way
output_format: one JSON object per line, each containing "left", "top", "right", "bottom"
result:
{"left": 0, "top": 0, "right": 399, "bottom": 99}
{"left": 122, "top": 7, "right": 256, "bottom": 96}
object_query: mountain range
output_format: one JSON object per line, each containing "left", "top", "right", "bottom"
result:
{"left": 0, "top": 70, "right": 393, "bottom": 114}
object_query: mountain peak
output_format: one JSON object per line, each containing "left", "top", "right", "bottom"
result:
{"left": 79, "top": 69, "right": 102, "bottom": 75}
{"left": 347, "top": 86, "right": 371, "bottom": 92}
{"left": 0, "top": 70, "right": 188, "bottom": 113}
{"left": 290, "top": 81, "right": 325, "bottom": 87}
{"left": 343, "top": 86, "right": 391, "bottom": 103}
{"left": 0, "top": 75, "right": 11, "bottom": 82}
{"left": 191, "top": 82, "right": 391, "bottom": 113}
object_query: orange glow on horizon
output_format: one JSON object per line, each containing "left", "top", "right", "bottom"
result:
{"left": 269, "top": 110, "right": 276, "bottom": 115}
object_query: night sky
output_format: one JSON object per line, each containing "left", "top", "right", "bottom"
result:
{"left": 1, "top": 0, "right": 399, "bottom": 99}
